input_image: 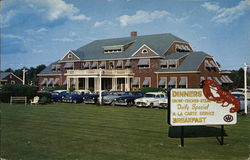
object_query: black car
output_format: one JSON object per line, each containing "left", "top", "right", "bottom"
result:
{"left": 113, "top": 91, "right": 144, "bottom": 106}
{"left": 83, "top": 91, "right": 109, "bottom": 104}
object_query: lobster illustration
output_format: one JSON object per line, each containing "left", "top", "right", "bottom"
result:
{"left": 202, "top": 80, "right": 240, "bottom": 113}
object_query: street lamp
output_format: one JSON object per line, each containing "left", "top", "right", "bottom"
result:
{"left": 22, "top": 68, "right": 27, "bottom": 85}
{"left": 244, "top": 63, "right": 249, "bottom": 115}
{"left": 99, "top": 68, "right": 104, "bottom": 105}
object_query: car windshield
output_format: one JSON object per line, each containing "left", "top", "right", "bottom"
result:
{"left": 145, "top": 94, "right": 155, "bottom": 98}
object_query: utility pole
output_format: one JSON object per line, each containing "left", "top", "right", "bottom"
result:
{"left": 244, "top": 63, "right": 249, "bottom": 115}
{"left": 22, "top": 68, "right": 27, "bottom": 85}
{"left": 99, "top": 68, "right": 103, "bottom": 105}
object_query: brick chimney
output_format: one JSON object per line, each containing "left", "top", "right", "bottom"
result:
{"left": 130, "top": 31, "right": 137, "bottom": 37}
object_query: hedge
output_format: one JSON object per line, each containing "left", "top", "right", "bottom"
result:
{"left": 0, "top": 84, "right": 38, "bottom": 103}
{"left": 139, "top": 87, "right": 167, "bottom": 94}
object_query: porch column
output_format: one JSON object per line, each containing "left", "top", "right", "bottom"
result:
{"left": 67, "top": 77, "right": 70, "bottom": 91}
{"left": 112, "top": 78, "right": 117, "bottom": 90}
{"left": 94, "top": 77, "right": 99, "bottom": 91}
{"left": 85, "top": 78, "right": 89, "bottom": 90}
{"left": 75, "top": 78, "right": 79, "bottom": 90}
{"left": 125, "top": 77, "right": 130, "bottom": 91}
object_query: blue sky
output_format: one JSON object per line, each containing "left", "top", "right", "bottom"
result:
{"left": 1, "top": 0, "right": 250, "bottom": 70}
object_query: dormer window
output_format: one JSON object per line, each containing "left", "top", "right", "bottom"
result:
{"left": 168, "top": 60, "right": 177, "bottom": 68}
{"left": 103, "top": 45, "right": 123, "bottom": 54}
{"left": 67, "top": 53, "right": 73, "bottom": 59}
{"left": 176, "top": 44, "right": 190, "bottom": 52}
{"left": 141, "top": 49, "right": 148, "bottom": 54}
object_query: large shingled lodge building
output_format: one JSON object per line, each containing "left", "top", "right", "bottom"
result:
{"left": 37, "top": 32, "right": 233, "bottom": 91}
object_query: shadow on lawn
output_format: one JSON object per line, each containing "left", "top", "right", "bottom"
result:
{"left": 168, "top": 126, "right": 228, "bottom": 138}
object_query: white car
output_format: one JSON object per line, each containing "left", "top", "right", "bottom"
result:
{"left": 134, "top": 92, "right": 168, "bottom": 108}
{"left": 231, "top": 88, "right": 250, "bottom": 100}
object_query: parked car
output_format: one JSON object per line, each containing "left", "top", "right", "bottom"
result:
{"left": 102, "top": 91, "right": 130, "bottom": 105}
{"left": 113, "top": 91, "right": 144, "bottom": 106}
{"left": 231, "top": 88, "right": 250, "bottom": 100}
{"left": 51, "top": 91, "right": 69, "bottom": 102}
{"left": 62, "top": 90, "right": 91, "bottom": 103}
{"left": 134, "top": 92, "right": 168, "bottom": 108}
{"left": 83, "top": 90, "right": 109, "bottom": 104}
{"left": 232, "top": 93, "right": 250, "bottom": 111}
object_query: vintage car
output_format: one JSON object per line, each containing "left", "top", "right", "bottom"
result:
{"left": 62, "top": 90, "right": 91, "bottom": 103}
{"left": 102, "top": 91, "right": 130, "bottom": 105}
{"left": 83, "top": 90, "right": 109, "bottom": 104}
{"left": 231, "top": 88, "right": 250, "bottom": 100}
{"left": 134, "top": 92, "right": 168, "bottom": 108}
{"left": 113, "top": 91, "right": 144, "bottom": 106}
{"left": 232, "top": 93, "right": 250, "bottom": 111}
{"left": 51, "top": 90, "right": 69, "bottom": 102}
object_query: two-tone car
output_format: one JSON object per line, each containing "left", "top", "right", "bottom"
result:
{"left": 62, "top": 90, "right": 91, "bottom": 103}
{"left": 83, "top": 90, "right": 109, "bottom": 104}
{"left": 113, "top": 91, "right": 144, "bottom": 106}
{"left": 134, "top": 92, "right": 168, "bottom": 108}
{"left": 102, "top": 91, "right": 130, "bottom": 106}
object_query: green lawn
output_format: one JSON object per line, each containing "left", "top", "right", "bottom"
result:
{"left": 1, "top": 103, "right": 249, "bottom": 160}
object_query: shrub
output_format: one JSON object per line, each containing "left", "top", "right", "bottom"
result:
{"left": 139, "top": 87, "right": 167, "bottom": 94}
{"left": 36, "top": 92, "right": 52, "bottom": 104}
{"left": 0, "top": 84, "right": 38, "bottom": 103}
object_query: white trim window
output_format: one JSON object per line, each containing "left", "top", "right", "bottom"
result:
{"left": 141, "top": 49, "right": 148, "bottom": 54}
{"left": 179, "top": 77, "right": 187, "bottom": 88}
{"left": 142, "top": 77, "right": 151, "bottom": 88}
{"left": 168, "top": 77, "right": 177, "bottom": 88}
{"left": 138, "top": 59, "right": 150, "bottom": 69}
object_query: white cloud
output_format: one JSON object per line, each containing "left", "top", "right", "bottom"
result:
{"left": 37, "top": 28, "right": 48, "bottom": 33}
{"left": 36, "top": 0, "right": 90, "bottom": 21}
{"left": 52, "top": 38, "right": 74, "bottom": 42}
{"left": 94, "top": 20, "right": 114, "bottom": 27}
{"left": 119, "top": 10, "right": 169, "bottom": 26}
{"left": 1, "top": 34, "right": 24, "bottom": 40}
{"left": 191, "top": 24, "right": 203, "bottom": 29}
{"left": 202, "top": 2, "right": 220, "bottom": 11}
{"left": 0, "top": 10, "right": 16, "bottom": 28}
{"left": 202, "top": 0, "right": 250, "bottom": 23}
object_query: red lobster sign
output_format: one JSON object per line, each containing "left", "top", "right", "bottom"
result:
{"left": 202, "top": 80, "right": 240, "bottom": 113}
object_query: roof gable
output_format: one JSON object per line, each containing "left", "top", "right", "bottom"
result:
{"left": 131, "top": 44, "right": 159, "bottom": 57}
{"left": 73, "top": 33, "right": 187, "bottom": 61}
{"left": 61, "top": 50, "right": 80, "bottom": 61}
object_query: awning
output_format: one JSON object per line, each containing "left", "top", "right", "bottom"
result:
{"left": 63, "top": 79, "right": 67, "bottom": 85}
{"left": 205, "top": 60, "right": 213, "bottom": 68}
{"left": 53, "top": 78, "right": 59, "bottom": 85}
{"left": 41, "top": 78, "right": 47, "bottom": 85}
{"left": 47, "top": 78, "right": 54, "bottom": 85}
{"left": 51, "top": 65, "right": 56, "bottom": 70}
{"left": 168, "top": 77, "right": 176, "bottom": 86}
{"left": 200, "top": 76, "right": 205, "bottom": 82}
{"left": 207, "top": 77, "right": 212, "bottom": 80}
{"left": 91, "top": 62, "right": 98, "bottom": 68}
{"left": 84, "top": 62, "right": 90, "bottom": 69}
{"left": 213, "top": 77, "right": 222, "bottom": 85}
{"left": 210, "top": 60, "right": 217, "bottom": 68}
{"left": 132, "top": 78, "right": 139, "bottom": 86}
{"left": 179, "top": 77, "right": 187, "bottom": 86}
{"left": 221, "top": 75, "right": 233, "bottom": 83}
{"left": 116, "top": 60, "right": 123, "bottom": 68}
{"left": 64, "top": 62, "right": 73, "bottom": 69}
{"left": 160, "top": 60, "right": 168, "bottom": 67}
{"left": 138, "top": 59, "right": 149, "bottom": 66}
{"left": 168, "top": 60, "right": 176, "bottom": 65}
{"left": 142, "top": 78, "right": 150, "bottom": 86}
{"left": 99, "top": 61, "right": 106, "bottom": 68}
{"left": 224, "top": 75, "right": 233, "bottom": 83}
{"left": 158, "top": 78, "right": 166, "bottom": 86}
{"left": 125, "top": 60, "right": 131, "bottom": 67}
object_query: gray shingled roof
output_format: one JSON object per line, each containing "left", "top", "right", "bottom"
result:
{"left": 0, "top": 72, "right": 10, "bottom": 80}
{"left": 73, "top": 33, "right": 187, "bottom": 60}
{"left": 38, "top": 60, "right": 62, "bottom": 75}
{"left": 156, "top": 51, "right": 211, "bottom": 73}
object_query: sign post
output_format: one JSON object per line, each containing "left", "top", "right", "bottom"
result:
{"left": 168, "top": 80, "right": 240, "bottom": 146}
